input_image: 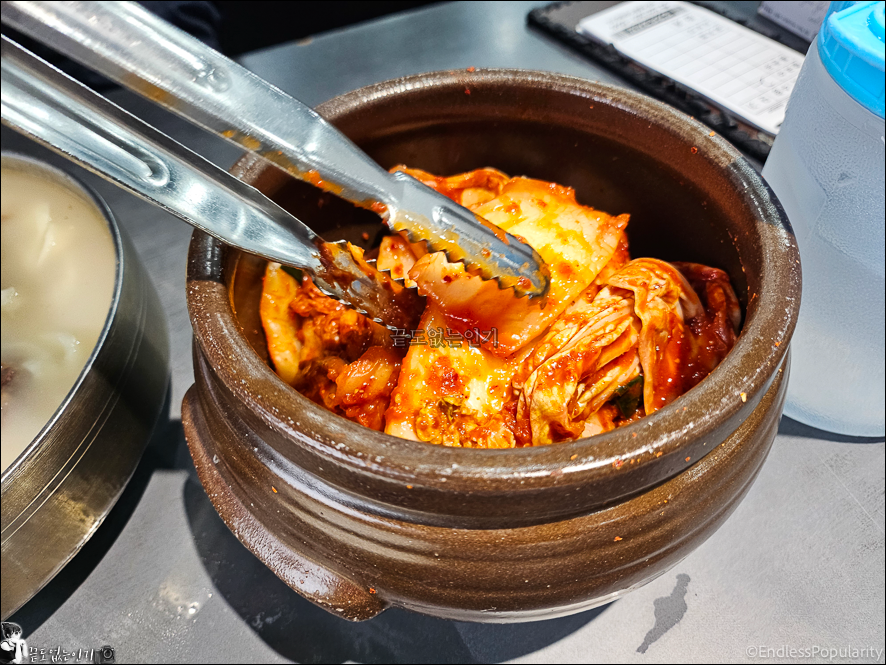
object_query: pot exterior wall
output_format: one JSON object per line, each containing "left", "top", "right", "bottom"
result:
{"left": 183, "top": 340, "right": 786, "bottom": 622}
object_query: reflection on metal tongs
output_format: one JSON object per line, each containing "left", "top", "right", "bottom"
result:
{"left": 0, "top": 1, "right": 551, "bottom": 331}
{"left": 0, "top": 37, "right": 423, "bottom": 330}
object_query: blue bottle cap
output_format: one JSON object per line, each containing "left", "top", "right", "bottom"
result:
{"left": 818, "top": 1, "right": 886, "bottom": 118}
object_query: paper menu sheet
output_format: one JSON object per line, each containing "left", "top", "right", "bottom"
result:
{"left": 758, "top": 1, "right": 830, "bottom": 42}
{"left": 576, "top": 1, "right": 805, "bottom": 135}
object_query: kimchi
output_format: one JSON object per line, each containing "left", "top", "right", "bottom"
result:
{"left": 260, "top": 167, "right": 741, "bottom": 447}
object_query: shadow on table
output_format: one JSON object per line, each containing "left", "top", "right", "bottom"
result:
{"left": 182, "top": 477, "right": 608, "bottom": 664}
{"left": 9, "top": 391, "right": 190, "bottom": 633}
{"left": 778, "top": 416, "right": 884, "bottom": 444}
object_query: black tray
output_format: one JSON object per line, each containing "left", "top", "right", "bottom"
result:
{"left": 527, "top": 1, "right": 812, "bottom": 162}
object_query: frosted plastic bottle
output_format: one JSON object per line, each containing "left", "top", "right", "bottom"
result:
{"left": 762, "top": 1, "right": 885, "bottom": 436}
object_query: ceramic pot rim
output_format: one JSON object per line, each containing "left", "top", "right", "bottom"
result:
{"left": 187, "top": 69, "right": 800, "bottom": 496}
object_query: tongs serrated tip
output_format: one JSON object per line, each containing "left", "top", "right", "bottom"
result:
{"left": 311, "top": 240, "right": 424, "bottom": 331}
{"left": 384, "top": 172, "right": 551, "bottom": 300}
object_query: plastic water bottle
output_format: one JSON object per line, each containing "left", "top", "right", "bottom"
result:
{"left": 762, "top": 1, "right": 885, "bottom": 436}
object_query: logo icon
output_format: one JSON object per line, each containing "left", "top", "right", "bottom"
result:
{"left": 94, "top": 645, "right": 115, "bottom": 664}
{"left": 0, "top": 623, "right": 28, "bottom": 665}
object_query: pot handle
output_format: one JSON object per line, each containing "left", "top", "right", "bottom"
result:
{"left": 182, "top": 387, "right": 387, "bottom": 621}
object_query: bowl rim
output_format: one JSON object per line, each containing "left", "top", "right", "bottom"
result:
{"left": 187, "top": 68, "right": 801, "bottom": 494}
{"left": 0, "top": 152, "right": 124, "bottom": 484}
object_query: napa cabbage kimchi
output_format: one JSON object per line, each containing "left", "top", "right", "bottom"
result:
{"left": 260, "top": 167, "right": 741, "bottom": 447}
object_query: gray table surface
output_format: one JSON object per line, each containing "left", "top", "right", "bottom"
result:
{"left": 3, "top": 2, "right": 884, "bottom": 663}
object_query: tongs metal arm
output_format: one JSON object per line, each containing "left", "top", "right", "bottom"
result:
{"left": 1, "top": 0, "right": 392, "bottom": 206}
{"left": 1, "top": 36, "right": 421, "bottom": 330}
{"left": 1, "top": 36, "right": 319, "bottom": 270}
{"left": 1, "top": 0, "right": 550, "bottom": 299}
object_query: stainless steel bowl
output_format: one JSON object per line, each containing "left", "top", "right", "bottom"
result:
{"left": 0, "top": 153, "right": 169, "bottom": 618}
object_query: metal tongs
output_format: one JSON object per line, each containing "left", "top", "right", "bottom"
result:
{"left": 0, "top": 1, "right": 550, "bottom": 331}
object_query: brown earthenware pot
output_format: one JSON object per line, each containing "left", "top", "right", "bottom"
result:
{"left": 182, "top": 70, "right": 800, "bottom": 622}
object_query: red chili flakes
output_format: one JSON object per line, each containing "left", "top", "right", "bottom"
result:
{"left": 656, "top": 451, "right": 663, "bottom": 457}
{"left": 466, "top": 66, "right": 475, "bottom": 72}
{"left": 464, "top": 88, "right": 471, "bottom": 95}
{"left": 709, "top": 131, "right": 716, "bottom": 137}
{"left": 570, "top": 454, "right": 578, "bottom": 460}
{"left": 369, "top": 587, "right": 377, "bottom": 594}
{"left": 271, "top": 486, "right": 278, "bottom": 493}
{"left": 690, "top": 146, "right": 699, "bottom": 154}
{"left": 632, "top": 432, "right": 637, "bottom": 438}
{"left": 406, "top": 484, "right": 413, "bottom": 489}
{"left": 361, "top": 232, "right": 370, "bottom": 241}
{"left": 775, "top": 341, "right": 780, "bottom": 347}
{"left": 613, "top": 536, "right": 623, "bottom": 542}
{"left": 613, "top": 459, "right": 624, "bottom": 469}
{"left": 589, "top": 105, "right": 594, "bottom": 109}
{"left": 685, "top": 456, "right": 691, "bottom": 462}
